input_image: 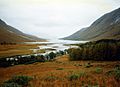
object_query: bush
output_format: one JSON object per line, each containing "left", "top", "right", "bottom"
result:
{"left": 84, "top": 63, "right": 92, "bottom": 68}
{"left": 5, "top": 75, "right": 32, "bottom": 86}
{"left": 67, "top": 71, "right": 86, "bottom": 81}
{"left": 68, "top": 74, "right": 79, "bottom": 81}
{"left": 48, "top": 52, "right": 56, "bottom": 59}
{"left": 114, "top": 65, "right": 120, "bottom": 81}
{"left": 106, "top": 65, "right": 120, "bottom": 81}
{"left": 24, "top": 60, "right": 37, "bottom": 64}
{"left": 78, "top": 72, "right": 86, "bottom": 77}
{"left": 68, "top": 48, "right": 82, "bottom": 61}
{"left": 0, "top": 82, "right": 21, "bottom": 87}
{"left": 44, "top": 76, "right": 58, "bottom": 81}
{"left": 56, "top": 68, "right": 64, "bottom": 70}
{"left": 85, "top": 85, "right": 99, "bottom": 87}
{"left": 95, "top": 67, "right": 103, "bottom": 74}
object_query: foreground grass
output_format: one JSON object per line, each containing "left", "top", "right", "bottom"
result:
{"left": 0, "top": 55, "right": 120, "bottom": 87}
{"left": 1, "top": 75, "right": 33, "bottom": 87}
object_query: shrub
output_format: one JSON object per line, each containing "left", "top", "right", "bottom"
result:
{"left": 59, "top": 50, "right": 64, "bottom": 55}
{"left": 84, "top": 63, "right": 92, "bottom": 68}
{"left": 44, "top": 76, "right": 58, "bottom": 81}
{"left": 56, "top": 68, "right": 64, "bottom": 70}
{"left": 83, "top": 85, "right": 99, "bottom": 87}
{"left": 24, "top": 60, "right": 37, "bottom": 64}
{"left": 5, "top": 75, "right": 32, "bottom": 86}
{"left": 0, "top": 82, "right": 21, "bottom": 87}
{"left": 68, "top": 74, "right": 79, "bottom": 81}
{"left": 95, "top": 67, "right": 103, "bottom": 74}
{"left": 38, "top": 49, "right": 46, "bottom": 53}
{"left": 106, "top": 70, "right": 114, "bottom": 76}
{"left": 68, "top": 48, "right": 82, "bottom": 61}
{"left": 106, "top": 65, "right": 120, "bottom": 81}
{"left": 48, "top": 52, "right": 56, "bottom": 59}
{"left": 114, "top": 65, "right": 120, "bottom": 81}
{"left": 78, "top": 72, "right": 86, "bottom": 77}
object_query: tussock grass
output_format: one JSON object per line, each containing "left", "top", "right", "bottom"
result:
{"left": 56, "top": 68, "right": 64, "bottom": 70}
{"left": 0, "top": 55, "right": 120, "bottom": 87}
{"left": 1, "top": 75, "right": 33, "bottom": 87}
{"left": 94, "top": 67, "right": 103, "bottom": 74}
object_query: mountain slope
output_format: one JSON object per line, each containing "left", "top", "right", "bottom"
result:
{"left": 63, "top": 8, "right": 120, "bottom": 41}
{"left": 0, "top": 19, "right": 46, "bottom": 43}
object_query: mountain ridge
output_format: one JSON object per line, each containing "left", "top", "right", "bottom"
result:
{"left": 63, "top": 8, "right": 120, "bottom": 41}
{"left": 0, "top": 19, "right": 46, "bottom": 43}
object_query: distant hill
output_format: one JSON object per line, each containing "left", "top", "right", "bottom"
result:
{"left": 0, "top": 19, "right": 46, "bottom": 43}
{"left": 63, "top": 8, "right": 120, "bottom": 41}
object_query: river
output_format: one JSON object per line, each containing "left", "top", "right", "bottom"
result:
{"left": 26, "top": 39, "right": 88, "bottom": 55}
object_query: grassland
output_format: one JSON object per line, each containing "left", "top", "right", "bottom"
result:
{"left": 0, "top": 44, "right": 45, "bottom": 58}
{"left": 0, "top": 55, "right": 119, "bottom": 87}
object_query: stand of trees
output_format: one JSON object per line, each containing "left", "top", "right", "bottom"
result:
{"left": 0, "top": 50, "right": 66, "bottom": 67}
{"left": 68, "top": 39, "right": 120, "bottom": 61}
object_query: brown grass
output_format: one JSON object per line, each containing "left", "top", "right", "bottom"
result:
{"left": 0, "top": 55, "right": 120, "bottom": 87}
{"left": 0, "top": 44, "right": 42, "bottom": 58}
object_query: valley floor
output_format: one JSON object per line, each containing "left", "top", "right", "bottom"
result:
{"left": 0, "top": 44, "right": 44, "bottom": 58}
{"left": 0, "top": 55, "right": 120, "bottom": 87}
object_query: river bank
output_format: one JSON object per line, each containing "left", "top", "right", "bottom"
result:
{"left": 0, "top": 39, "right": 87, "bottom": 58}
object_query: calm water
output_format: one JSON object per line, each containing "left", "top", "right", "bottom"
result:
{"left": 26, "top": 39, "right": 88, "bottom": 55}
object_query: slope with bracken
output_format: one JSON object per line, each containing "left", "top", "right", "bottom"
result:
{"left": 0, "top": 19, "right": 46, "bottom": 43}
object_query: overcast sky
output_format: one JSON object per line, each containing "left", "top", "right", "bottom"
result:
{"left": 0, "top": 0, "right": 120, "bottom": 39}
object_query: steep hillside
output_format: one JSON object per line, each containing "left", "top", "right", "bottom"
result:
{"left": 63, "top": 8, "right": 120, "bottom": 41}
{"left": 0, "top": 19, "right": 46, "bottom": 43}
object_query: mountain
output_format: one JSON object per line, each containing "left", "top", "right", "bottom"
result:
{"left": 63, "top": 8, "right": 120, "bottom": 41}
{"left": 0, "top": 19, "right": 46, "bottom": 43}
